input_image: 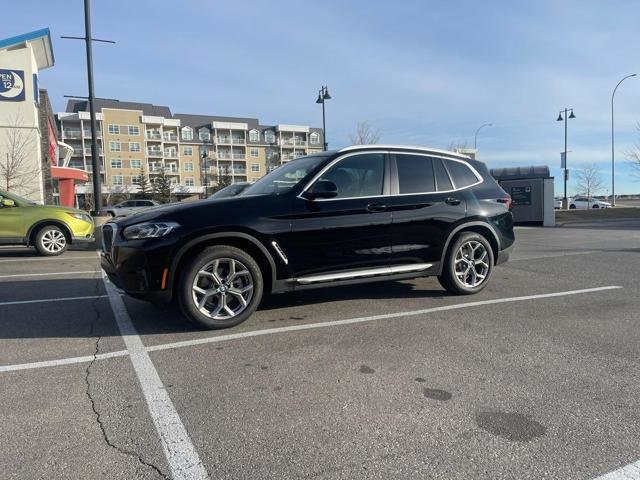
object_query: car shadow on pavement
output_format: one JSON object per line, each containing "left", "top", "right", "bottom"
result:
{"left": 0, "top": 278, "right": 449, "bottom": 339}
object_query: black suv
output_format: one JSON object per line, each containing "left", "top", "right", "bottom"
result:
{"left": 101, "top": 146, "right": 514, "bottom": 329}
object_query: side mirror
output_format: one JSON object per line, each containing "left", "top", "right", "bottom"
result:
{"left": 306, "top": 180, "right": 338, "bottom": 199}
{"left": 1, "top": 199, "right": 15, "bottom": 208}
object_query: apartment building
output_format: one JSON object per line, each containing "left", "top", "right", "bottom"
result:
{"left": 56, "top": 99, "right": 324, "bottom": 198}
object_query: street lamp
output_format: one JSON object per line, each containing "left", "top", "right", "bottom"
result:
{"left": 315, "top": 86, "right": 331, "bottom": 151}
{"left": 201, "top": 149, "right": 209, "bottom": 197}
{"left": 474, "top": 123, "right": 492, "bottom": 150}
{"left": 611, "top": 73, "right": 636, "bottom": 206}
{"left": 557, "top": 108, "right": 576, "bottom": 210}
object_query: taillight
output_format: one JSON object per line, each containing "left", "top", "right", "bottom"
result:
{"left": 497, "top": 195, "right": 512, "bottom": 210}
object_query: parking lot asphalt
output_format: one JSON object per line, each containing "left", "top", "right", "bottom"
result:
{"left": 0, "top": 222, "right": 639, "bottom": 479}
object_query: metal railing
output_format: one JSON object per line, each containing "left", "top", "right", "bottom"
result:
{"left": 146, "top": 148, "right": 163, "bottom": 156}
{"left": 83, "top": 129, "right": 102, "bottom": 137}
{"left": 217, "top": 137, "right": 231, "bottom": 144}
{"left": 64, "top": 130, "right": 82, "bottom": 139}
{"left": 164, "top": 150, "right": 178, "bottom": 157}
{"left": 232, "top": 153, "right": 246, "bottom": 160}
{"left": 145, "top": 132, "right": 162, "bottom": 140}
{"left": 231, "top": 137, "right": 245, "bottom": 144}
{"left": 163, "top": 134, "right": 178, "bottom": 141}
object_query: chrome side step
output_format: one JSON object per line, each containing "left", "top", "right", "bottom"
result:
{"left": 296, "top": 263, "right": 433, "bottom": 285}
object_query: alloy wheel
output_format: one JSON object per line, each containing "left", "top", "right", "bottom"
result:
{"left": 191, "top": 258, "right": 254, "bottom": 320}
{"left": 41, "top": 230, "right": 67, "bottom": 253}
{"left": 454, "top": 240, "right": 490, "bottom": 288}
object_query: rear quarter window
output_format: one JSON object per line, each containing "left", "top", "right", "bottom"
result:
{"left": 444, "top": 160, "right": 480, "bottom": 189}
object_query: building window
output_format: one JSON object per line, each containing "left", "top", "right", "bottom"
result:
{"left": 129, "top": 142, "right": 141, "bottom": 152}
{"left": 110, "top": 159, "right": 122, "bottom": 169}
{"left": 251, "top": 163, "right": 260, "bottom": 172}
{"left": 250, "top": 147, "right": 259, "bottom": 158}
{"left": 198, "top": 128, "right": 211, "bottom": 141}
{"left": 128, "top": 125, "right": 140, "bottom": 136}
{"left": 185, "top": 178, "right": 194, "bottom": 187}
{"left": 108, "top": 124, "right": 120, "bottom": 135}
{"left": 183, "top": 146, "right": 193, "bottom": 156}
{"left": 181, "top": 127, "right": 193, "bottom": 141}
{"left": 184, "top": 162, "right": 194, "bottom": 172}
{"left": 130, "top": 159, "right": 141, "bottom": 169}
{"left": 249, "top": 129, "right": 259, "bottom": 142}
{"left": 310, "top": 132, "right": 320, "bottom": 144}
{"left": 112, "top": 175, "right": 123, "bottom": 186}
{"left": 264, "top": 130, "right": 275, "bottom": 143}
{"left": 109, "top": 141, "right": 121, "bottom": 152}
{"left": 131, "top": 175, "right": 141, "bottom": 185}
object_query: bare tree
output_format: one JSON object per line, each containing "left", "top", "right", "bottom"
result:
{"left": 447, "top": 140, "right": 469, "bottom": 152}
{"left": 349, "top": 121, "right": 381, "bottom": 145}
{"left": 575, "top": 163, "right": 605, "bottom": 199}
{"left": 626, "top": 122, "right": 640, "bottom": 179}
{"left": 0, "top": 113, "right": 41, "bottom": 195}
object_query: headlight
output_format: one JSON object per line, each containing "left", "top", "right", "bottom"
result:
{"left": 68, "top": 212, "right": 93, "bottom": 223}
{"left": 122, "top": 221, "right": 180, "bottom": 240}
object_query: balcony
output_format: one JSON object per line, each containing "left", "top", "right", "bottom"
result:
{"left": 294, "top": 138, "right": 306, "bottom": 146}
{"left": 146, "top": 148, "right": 163, "bottom": 157}
{"left": 83, "top": 129, "right": 102, "bottom": 138}
{"left": 84, "top": 147, "right": 104, "bottom": 156}
{"left": 231, "top": 137, "right": 245, "bottom": 144}
{"left": 145, "top": 131, "right": 162, "bottom": 140}
{"left": 231, "top": 168, "right": 247, "bottom": 175}
{"left": 217, "top": 152, "right": 232, "bottom": 160}
{"left": 163, "top": 133, "right": 178, "bottom": 142}
{"left": 281, "top": 138, "right": 294, "bottom": 146}
{"left": 63, "top": 130, "right": 82, "bottom": 139}
{"left": 232, "top": 153, "right": 245, "bottom": 160}
{"left": 164, "top": 149, "right": 178, "bottom": 158}
{"left": 216, "top": 137, "right": 231, "bottom": 144}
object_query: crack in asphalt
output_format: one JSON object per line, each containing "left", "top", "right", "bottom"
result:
{"left": 84, "top": 272, "right": 171, "bottom": 480}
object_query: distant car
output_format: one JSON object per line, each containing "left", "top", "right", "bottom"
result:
{"left": 569, "top": 196, "right": 611, "bottom": 209}
{"left": 0, "top": 189, "right": 94, "bottom": 256}
{"left": 554, "top": 198, "right": 563, "bottom": 209}
{"left": 105, "top": 199, "right": 160, "bottom": 217}
{"left": 208, "top": 182, "right": 251, "bottom": 199}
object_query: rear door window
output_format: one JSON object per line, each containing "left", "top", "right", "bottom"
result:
{"left": 444, "top": 160, "right": 480, "bottom": 189}
{"left": 433, "top": 158, "right": 453, "bottom": 191}
{"left": 395, "top": 154, "right": 435, "bottom": 194}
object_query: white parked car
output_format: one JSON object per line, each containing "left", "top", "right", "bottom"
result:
{"left": 569, "top": 196, "right": 611, "bottom": 209}
{"left": 105, "top": 199, "right": 160, "bottom": 217}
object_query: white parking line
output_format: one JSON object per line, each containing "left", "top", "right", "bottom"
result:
{"left": 0, "top": 350, "right": 128, "bottom": 373}
{"left": 0, "top": 255, "right": 98, "bottom": 263}
{"left": 595, "top": 461, "right": 640, "bottom": 479}
{"left": 0, "top": 271, "right": 98, "bottom": 279}
{"left": 145, "top": 285, "right": 622, "bottom": 354}
{"left": 0, "top": 295, "right": 108, "bottom": 306}
{"left": 102, "top": 277, "right": 209, "bottom": 479}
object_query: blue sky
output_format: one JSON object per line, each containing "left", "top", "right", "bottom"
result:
{"left": 6, "top": 0, "right": 640, "bottom": 194}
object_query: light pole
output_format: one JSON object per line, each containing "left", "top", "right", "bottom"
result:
{"left": 201, "top": 149, "right": 209, "bottom": 198}
{"left": 315, "top": 86, "right": 331, "bottom": 151}
{"left": 611, "top": 73, "right": 636, "bottom": 206}
{"left": 61, "top": 0, "right": 115, "bottom": 216}
{"left": 557, "top": 108, "right": 576, "bottom": 210}
{"left": 474, "top": 123, "right": 492, "bottom": 150}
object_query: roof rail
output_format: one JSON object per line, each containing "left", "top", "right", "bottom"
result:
{"left": 338, "top": 144, "right": 471, "bottom": 159}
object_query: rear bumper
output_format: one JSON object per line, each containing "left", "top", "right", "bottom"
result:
{"left": 496, "top": 244, "right": 513, "bottom": 266}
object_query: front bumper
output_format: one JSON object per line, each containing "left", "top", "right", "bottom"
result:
{"left": 496, "top": 244, "right": 513, "bottom": 266}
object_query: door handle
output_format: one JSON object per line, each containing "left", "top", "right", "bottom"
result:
{"left": 445, "top": 197, "right": 461, "bottom": 206}
{"left": 366, "top": 203, "right": 387, "bottom": 212}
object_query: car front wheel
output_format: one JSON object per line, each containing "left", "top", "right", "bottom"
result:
{"left": 438, "top": 232, "right": 494, "bottom": 295}
{"left": 35, "top": 225, "right": 68, "bottom": 256}
{"left": 178, "top": 245, "right": 263, "bottom": 329}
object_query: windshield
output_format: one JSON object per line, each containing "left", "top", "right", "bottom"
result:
{"left": 211, "top": 183, "right": 249, "bottom": 199}
{"left": 242, "top": 155, "right": 329, "bottom": 196}
{"left": 0, "top": 190, "right": 37, "bottom": 205}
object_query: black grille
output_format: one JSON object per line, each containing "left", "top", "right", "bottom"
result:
{"left": 102, "top": 224, "right": 114, "bottom": 253}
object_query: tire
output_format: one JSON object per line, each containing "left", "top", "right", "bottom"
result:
{"left": 437, "top": 232, "right": 494, "bottom": 295}
{"left": 569, "top": 204, "right": 576, "bottom": 209}
{"left": 592, "top": 204, "right": 599, "bottom": 209}
{"left": 34, "top": 225, "right": 68, "bottom": 256}
{"left": 178, "top": 245, "right": 263, "bottom": 329}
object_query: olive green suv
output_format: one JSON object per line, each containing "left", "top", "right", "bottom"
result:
{"left": 0, "top": 189, "right": 94, "bottom": 256}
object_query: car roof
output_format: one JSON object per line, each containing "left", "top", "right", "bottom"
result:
{"left": 338, "top": 144, "right": 472, "bottom": 160}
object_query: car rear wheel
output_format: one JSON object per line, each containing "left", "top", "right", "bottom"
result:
{"left": 178, "top": 245, "right": 263, "bottom": 329}
{"left": 592, "top": 204, "right": 599, "bottom": 208}
{"left": 438, "top": 232, "right": 494, "bottom": 295}
{"left": 34, "top": 225, "right": 68, "bottom": 256}
{"left": 569, "top": 204, "right": 577, "bottom": 209}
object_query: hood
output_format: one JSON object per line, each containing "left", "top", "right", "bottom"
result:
{"left": 35, "top": 204, "right": 88, "bottom": 215}
{"left": 112, "top": 195, "right": 267, "bottom": 227}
